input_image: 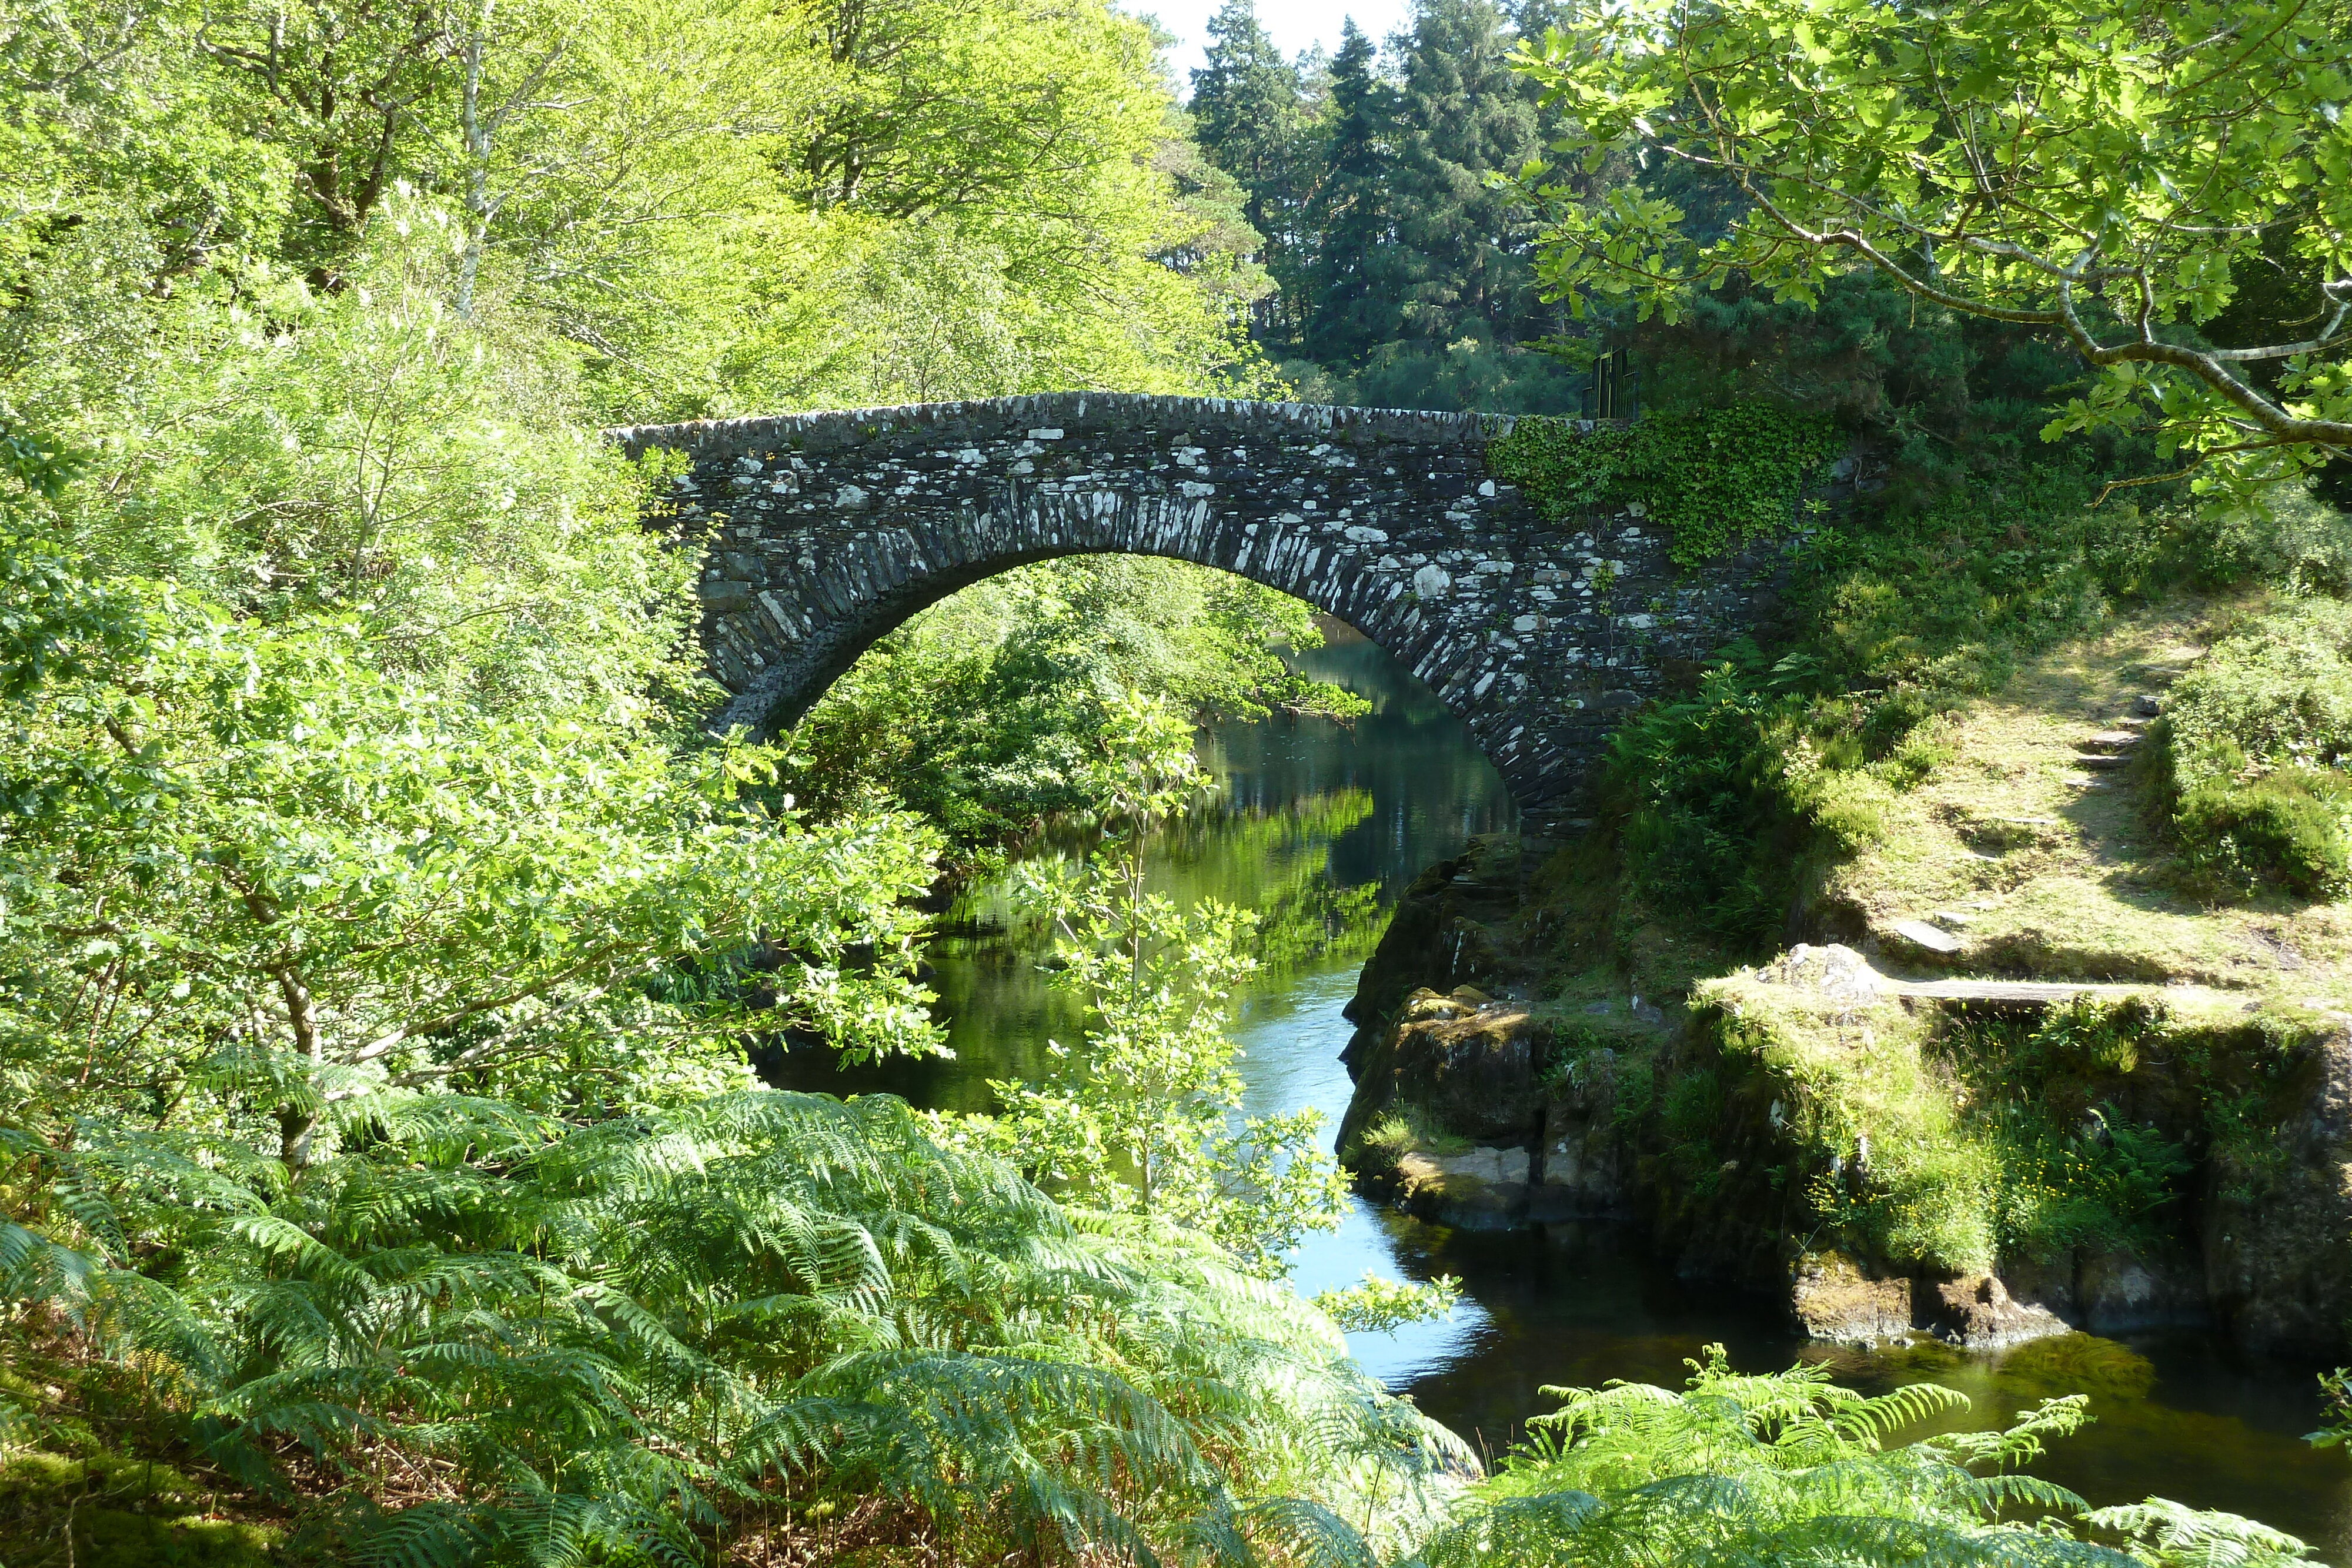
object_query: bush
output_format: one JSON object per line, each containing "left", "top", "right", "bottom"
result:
{"left": 3, "top": 1091, "right": 1465, "bottom": 1563}
{"left": 2175, "top": 768, "right": 2352, "bottom": 898}
{"left": 1599, "top": 647, "right": 1901, "bottom": 951}
{"left": 2160, "top": 598, "right": 2352, "bottom": 897}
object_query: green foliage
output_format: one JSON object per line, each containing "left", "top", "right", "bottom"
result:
{"left": 1989, "top": 1106, "right": 2195, "bottom": 1261}
{"left": 4, "top": 1089, "right": 1466, "bottom": 1562}
{"left": 1351, "top": 1115, "right": 1421, "bottom": 1185}
{"left": 2311, "top": 1368, "right": 2352, "bottom": 1452}
{"left": 2174, "top": 769, "right": 2352, "bottom": 900}
{"left": 5, "top": 0, "right": 1273, "bottom": 449}
{"left": 965, "top": 692, "right": 1350, "bottom": 1271}
{"left": 1490, "top": 403, "right": 1843, "bottom": 567}
{"left": 948, "top": 696, "right": 1455, "bottom": 1332}
{"left": 0, "top": 541, "right": 942, "bottom": 1151}
{"left": 1310, "top": 1270, "right": 1464, "bottom": 1335}
{"left": 790, "top": 556, "right": 1367, "bottom": 854}
{"left": 1193, "top": 0, "right": 1569, "bottom": 363}
{"left": 28, "top": 213, "right": 709, "bottom": 727}
{"left": 1414, "top": 1346, "right": 2316, "bottom": 1567}
{"left": 1378, "top": 0, "right": 1559, "bottom": 355}
{"left": 1297, "top": 340, "right": 1593, "bottom": 417}
{"left": 1700, "top": 989, "right": 2215, "bottom": 1274}
{"left": 1301, "top": 21, "right": 1400, "bottom": 366}
{"left": 1516, "top": 0, "right": 2352, "bottom": 499}
{"left": 1596, "top": 647, "right": 1899, "bottom": 951}
{"left": 1948, "top": 1001, "right": 2199, "bottom": 1258}
{"left": 1188, "top": 0, "right": 1318, "bottom": 344}
{"left": 2153, "top": 596, "right": 2352, "bottom": 897}
{"left": 1585, "top": 453, "right": 2331, "bottom": 952}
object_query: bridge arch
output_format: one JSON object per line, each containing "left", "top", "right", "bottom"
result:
{"left": 613, "top": 392, "right": 1778, "bottom": 822}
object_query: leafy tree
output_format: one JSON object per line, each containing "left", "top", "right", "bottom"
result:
{"left": 965, "top": 691, "right": 1457, "bottom": 1330}
{"left": 0, "top": 527, "right": 944, "bottom": 1164}
{"left": 973, "top": 692, "right": 1351, "bottom": 1269}
{"left": 789, "top": 556, "right": 1367, "bottom": 854}
{"left": 1515, "top": 0, "right": 2352, "bottom": 499}
{"left": 192, "top": 0, "right": 457, "bottom": 268}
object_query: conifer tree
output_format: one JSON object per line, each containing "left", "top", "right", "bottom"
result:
{"left": 1302, "top": 20, "right": 1401, "bottom": 364}
{"left": 1188, "top": 0, "right": 1315, "bottom": 343}
{"left": 1386, "top": 0, "right": 1552, "bottom": 346}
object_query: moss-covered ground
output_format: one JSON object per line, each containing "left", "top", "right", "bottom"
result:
{"left": 1, "top": 1346, "right": 283, "bottom": 1567}
{"left": 1821, "top": 597, "right": 2352, "bottom": 999}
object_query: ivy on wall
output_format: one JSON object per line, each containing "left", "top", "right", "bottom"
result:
{"left": 1489, "top": 401, "right": 1843, "bottom": 567}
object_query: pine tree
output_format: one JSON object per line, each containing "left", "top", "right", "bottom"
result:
{"left": 1302, "top": 21, "right": 1402, "bottom": 364}
{"left": 1188, "top": 0, "right": 1315, "bottom": 345}
{"left": 1387, "top": 0, "right": 1554, "bottom": 347}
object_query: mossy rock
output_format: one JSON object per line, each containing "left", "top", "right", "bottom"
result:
{"left": 71, "top": 1509, "right": 278, "bottom": 1567}
{"left": 0, "top": 1452, "right": 279, "bottom": 1567}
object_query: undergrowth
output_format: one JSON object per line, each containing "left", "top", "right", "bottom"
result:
{"left": 2, "top": 1091, "right": 1466, "bottom": 1564}
{"left": 2159, "top": 596, "right": 2352, "bottom": 899}
{"left": 1689, "top": 989, "right": 2303, "bottom": 1276}
{"left": 1578, "top": 483, "right": 2352, "bottom": 958}
{"left": 1418, "top": 1347, "right": 2317, "bottom": 1567}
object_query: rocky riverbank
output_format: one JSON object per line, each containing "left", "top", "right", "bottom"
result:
{"left": 1336, "top": 828, "right": 2352, "bottom": 1358}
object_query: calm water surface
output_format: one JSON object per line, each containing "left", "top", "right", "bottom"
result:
{"left": 785, "top": 622, "right": 2352, "bottom": 1556}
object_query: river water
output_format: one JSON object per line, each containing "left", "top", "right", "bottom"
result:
{"left": 783, "top": 621, "right": 2352, "bottom": 1555}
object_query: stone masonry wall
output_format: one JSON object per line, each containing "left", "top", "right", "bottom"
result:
{"left": 612, "top": 391, "right": 1787, "bottom": 823}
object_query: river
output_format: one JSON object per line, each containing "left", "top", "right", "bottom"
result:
{"left": 780, "top": 619, "right": 2352, "bottom": 1556}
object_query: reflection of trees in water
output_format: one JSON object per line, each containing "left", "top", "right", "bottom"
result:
{"left": 1157, "top": 788, "right": 1385, "bottom": 981}
{"left": 946, "top": 786, "right": 1387, "bottom": 985}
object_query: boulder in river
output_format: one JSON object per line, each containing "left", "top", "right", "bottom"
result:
{"left": 1337, "top": 986, "right": 1549, "bottom": 1156}
{"left": 1792, "top": 1252, "right": 1914, "bottom": 1346}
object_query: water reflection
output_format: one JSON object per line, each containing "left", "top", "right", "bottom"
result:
{"left": 777, "top": 620, "right": 1519, "bottom": 1111}
{"left": 777, "top": 616, "right": 2352, "bottom": 1556}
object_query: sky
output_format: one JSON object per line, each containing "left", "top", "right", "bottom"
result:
{"left": 1131, "top": 0, "right": 1417, "bottom": 90}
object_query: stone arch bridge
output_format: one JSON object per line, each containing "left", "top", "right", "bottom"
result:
{"left": 613, "top": 392, "right": 1783, "bottom": 822}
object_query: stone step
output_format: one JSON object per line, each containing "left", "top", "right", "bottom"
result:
{"left": 1890, "top": 977, "right": 2239, "bottom": 1015}
{"left": 2073, "top": 751, "right": 2134, "bottom": 770}
{"left": 2080, "top": 730, "right": 2144, "bottom": 754}
{"left": 1766, "top": 943, "right": 2246, "bottom": 1017}
{"left": 1899, "top": 978, "right": 2146, "bottom": 1002}
{"left": 1889, "top": 918, "right": 1965, "bottom": 955}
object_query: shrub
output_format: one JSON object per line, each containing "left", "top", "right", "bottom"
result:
{"left": 2174, "top": 768, "right": 2352, "bottom": 898}
{"left": 2, "top": 1091, "right": 1466, "bottom": 1563}
{"left": 2160, "top": 599, "right": 2352, "bottom": 897}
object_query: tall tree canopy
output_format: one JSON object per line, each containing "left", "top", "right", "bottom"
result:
{"left": 1514, "top": 0, "right": 2352, "bottom": 498}
{"left": 1302, "top": 20, "right": 1399, "bottom": 363}
{"left": 1188, "top": 0, "right": 1317, "bottom": 341}
{"left": 1387, "top": 0, "right": 1552, "bottom": 348}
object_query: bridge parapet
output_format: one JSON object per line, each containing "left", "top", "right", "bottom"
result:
{"left": 612, "top": 392, "right": 1785, "bottom": 821}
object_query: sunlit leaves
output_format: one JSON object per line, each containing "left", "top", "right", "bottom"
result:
{"left": 1, "top": 542, "right": 946, "bottom": 1153}
{"left": 1512, "top": 0, "right": 2352, "bottom": 499}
